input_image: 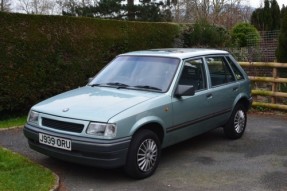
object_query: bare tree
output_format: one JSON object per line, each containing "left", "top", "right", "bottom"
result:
{"left": 56, "top": 0, "right": 97, "bottom": 15}
{"left": 173, "top": 0, "right": 252, "bottom": 29}
{"left": 17, "top": 0, "right": 59, "bottom": 14}
{"left": 56, "top": 0, "right": 78, "bottom": 14}
{"left": 172, "top": 0, "right": 195, "bottom": 22}
{"left": 1, "top": 0, "right": 11, "bottom": 12}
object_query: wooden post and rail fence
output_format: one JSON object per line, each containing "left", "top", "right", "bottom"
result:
{"left": 239, "top": 62, "right": 287, "bottom": 111}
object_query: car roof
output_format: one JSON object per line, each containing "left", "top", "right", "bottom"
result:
{"left": 121, "top": 48, "right": 229, "bottom": 59}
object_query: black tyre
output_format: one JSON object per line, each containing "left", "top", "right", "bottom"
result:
{"left": 224, "top": 104, "right": 247, "bottom": 139}
{"left": 124, "top": 129, "right": 161, "bottom": 179}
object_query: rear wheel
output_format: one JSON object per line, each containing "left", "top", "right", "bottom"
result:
{"left": 124, "top": 129, "right": 161, "bottom": 179}
{"left": 224, "top": 104, "right": 247, "bottom": 139}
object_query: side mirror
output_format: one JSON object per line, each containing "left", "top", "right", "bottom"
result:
{"left": 174, "top": 85, "right": 195, "bottom": 98}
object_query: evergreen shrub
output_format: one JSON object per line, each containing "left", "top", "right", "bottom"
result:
{"left": 231, "top": 23, "right": 260, "bottom": 47}
{"left": 181, "top": 20, "right": 231, "bottom": 48}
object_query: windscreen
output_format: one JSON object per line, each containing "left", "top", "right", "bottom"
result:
{"left": 90, "top": 56, "right": 180, "bottom": 92}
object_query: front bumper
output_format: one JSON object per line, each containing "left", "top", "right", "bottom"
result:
{"left": 24, "top": 124, "right": 131, "bottom": 168}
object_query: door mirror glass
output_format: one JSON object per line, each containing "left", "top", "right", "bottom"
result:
{"left": 175, "top": 85, "right": 195, "bottom": 97}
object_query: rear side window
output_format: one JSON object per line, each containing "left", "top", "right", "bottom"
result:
{"left": 206, "top": 56, "right": 235, "bottom": 87}
{"left": 226, "top": 56, "right": 245, "bottom": 81}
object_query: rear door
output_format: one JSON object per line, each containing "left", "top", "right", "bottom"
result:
{"left": 204, "top": 55, "right": 239, "bottom": 127}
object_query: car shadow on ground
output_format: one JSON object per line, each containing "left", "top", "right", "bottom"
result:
{"left": 43, "top": 127, "right": 228, "bottom": 182}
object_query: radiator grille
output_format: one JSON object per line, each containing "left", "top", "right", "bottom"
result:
{"left": 42, "top": 118, "right": 84, "bottom": 133}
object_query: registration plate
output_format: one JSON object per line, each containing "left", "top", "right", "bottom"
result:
{"left": 39, "top": 133, "right": 72, "bottom": 151}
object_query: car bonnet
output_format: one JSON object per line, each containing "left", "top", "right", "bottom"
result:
{"left": 31, "top": 86, "right": 159, "bottom": 122}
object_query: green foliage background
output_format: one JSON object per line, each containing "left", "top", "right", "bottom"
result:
{"left": 0, "top": 12, "right": 179, "bottom": 115}
{"left": 181, "top": 21, "right": 231, "bottom": 48}
{"left": 251, "top": 0, "right": 281, "bottom": 31}
{"left": 276, "top": 10, "right": 287, "bottom": 62}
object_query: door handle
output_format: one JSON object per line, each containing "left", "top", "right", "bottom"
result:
{"left": 233, "top": 87, "right": 239, "bottom": 91}
{"left": 206, "top": 93, "right": 213, "bottom": 99}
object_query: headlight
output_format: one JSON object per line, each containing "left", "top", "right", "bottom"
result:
{"left": 86, "top": 122, "right": 117, "bottom": 138}
{"left": 27, "top": 110, "right": 39, "bottom": 124}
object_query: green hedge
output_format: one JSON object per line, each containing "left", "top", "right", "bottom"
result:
{"left": 0, "top": 12, "right": 179, "bottom": 116}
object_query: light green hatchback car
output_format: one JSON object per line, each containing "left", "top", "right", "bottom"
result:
{"left": 24, "top": 48, "right": 252, "bottom": 179}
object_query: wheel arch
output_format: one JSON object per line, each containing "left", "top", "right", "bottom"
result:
{"left": 233, "top": 93, "right": 251, "bottom": 112}
{"left": 235, "top": 97, "right": 250, "bottom": 111}
{"left": 124, "top": 122, "right": 163, "bottom": 179}
{"left": 131, "top": 122, "right": 165, "bottom": 144}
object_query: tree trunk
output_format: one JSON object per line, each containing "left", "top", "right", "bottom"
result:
{"left": 127, "top": 0, "right": 134, "bottom": 20}
{"left": 1, "top": 0, "right": 4, "bottom": 12}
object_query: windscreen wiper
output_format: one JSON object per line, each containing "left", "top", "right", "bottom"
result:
{"left": 90, "top": 83, "right": 102, "bottom": 87}
{"left": 90, "top": 82, "right": 129, "bottom": 88}
{"left": 107, "top": 82, "right": 130, "bottom": 89}
{"left": 133, "top": 85, "right": 162, "bottom": 91}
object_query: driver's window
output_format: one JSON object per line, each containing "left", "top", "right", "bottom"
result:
{"left": 178, "top": 58, "right": 206, "bottom": 91}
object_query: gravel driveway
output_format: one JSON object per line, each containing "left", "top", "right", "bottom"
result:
{"left": 1, "top": 113, "right": 287, "bottom": 191}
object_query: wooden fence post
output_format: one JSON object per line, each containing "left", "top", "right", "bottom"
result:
{"left": 272, "top": 67, "right": 278, "bottom": 104}
{"left": 239, "top": 62, "right": 287, "bottom": 111}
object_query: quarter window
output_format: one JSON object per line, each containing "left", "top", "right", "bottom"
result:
{"left": 226, "top": 56, "right": 244, "bottom": 81}
{"left": 206, "top": 56, "right": 235, "bottom": 87}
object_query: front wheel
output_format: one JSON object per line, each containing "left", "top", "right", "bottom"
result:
{"left": 224, "top": 104, "right": 247, "bottom": 139}
{"left": 124, "top": 129, "right": 161, "bottom": 179}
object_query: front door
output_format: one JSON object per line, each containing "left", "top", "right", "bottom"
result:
{"left": 166, "top": 58, "right": 213, "bottom": 146}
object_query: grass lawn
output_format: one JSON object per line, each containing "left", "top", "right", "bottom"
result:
{"left": 0, "top": 116, "right": 27, "bottom": 129}
{"left": 0, "top": 117, "right": 57, "bottom": 191}
{"left": 0, "top": 147, "right": 56, "bottom": 191}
